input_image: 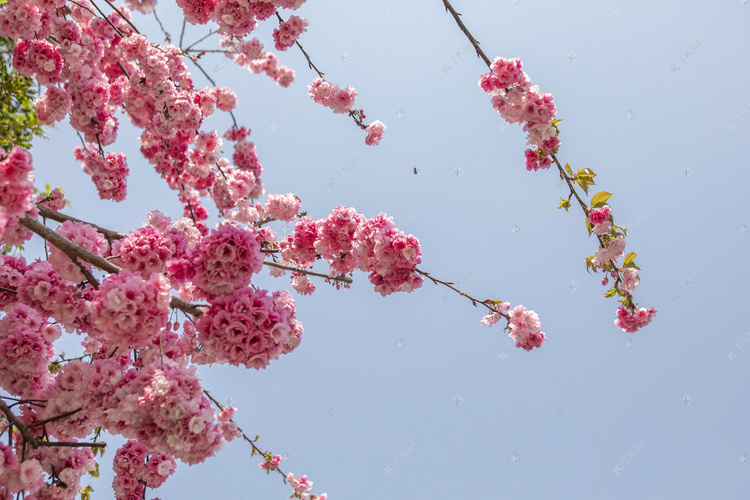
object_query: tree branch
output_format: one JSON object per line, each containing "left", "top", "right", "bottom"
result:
{"left": 263, "top": 261, "right": 353, "bottom": 284}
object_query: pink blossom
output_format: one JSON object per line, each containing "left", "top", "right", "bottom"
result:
{"left": 272, "top": 15, "right": 308, "bottom": 51}
{"left": 190, "top": 224, "right": 264, "bottom": 297}
{"left": 266, "top": 193, "right": 300, "bottom": 221}
{"left": 620, "top": 268, "right": 639, "bottom": 293}
{"left": 365, "top": 120, "right": 386, "bottom": 146}
{"left": 588, "top": 205, "right": 611, "bottom": 235}
{"left": 196, "top": 287, "right": 302, "bottom": 369}
{"left": 614, "top": 306, "right": 656, "bottom": 333}
{"left": 89, "top": 270, "right": 171, "bottom": 350}
{"left": 48, "top": 220, "right": 108, "bottom": 282}
{"left": 507, "top": 305, "right": 546, "bottom": 351}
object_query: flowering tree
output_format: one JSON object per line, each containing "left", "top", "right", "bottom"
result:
{"left": 0, "top": 0, "right": 657, "bottom": 498}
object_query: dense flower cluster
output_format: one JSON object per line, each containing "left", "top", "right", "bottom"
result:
{"left": 615, "top": 305, "right": 657, "bottom": 333}
{"left": 277, "top": 207, "right": 423, "bottom": 296}
{"left": 48, "top": 220, "right": 108, "bottom": 282}
{"left": 105, "top": 362, "right": 225, "bottom": 464}
{"left": 188, "top": 223, "right": 265, "bottom": 297}
{"left": 480, "top": 302, "right": 545, "bottom": 351}
{"left": 112, "top": 440, "right": 176, "bottom": 499}
{"left": 35, "top": 187, "right": 66, "bottom": 211}
{"left": 588, "top": 205, "right": 612, "bottom": 235}
{"left": 25, "top": 445, "right": 97, "bottom": 500}
{"left": 353, "top": 214, "right": 423, "bottom": 296}
{"left": 0, "top": 443, "right": 43, "bottom": 495}
{"left": 309, "top": 77, "right": 357, "bottom": 114}
{"left": 74, "top": 146, "right": 130, "bottom": 202}
{"left": 89, "top": 270, "right": 171, "bottom": 350}
{"left": 592, "top": 235, "right": 626, "bottom": 268}
{"left": 479, "top": 57, "right": 559, "bottom": 170}
{"left": 196, "top": 287, "right": 302, "bottom": 369}
{"left": 259, "top": 454, "right": 282, "bottom": 471}
{"left": 266, "top": 193, "right": 300, "bottom": 222}
{"left": 365, "top": 120, "right": 386, "bottom": 146}
{"left": 286, "top": 472, "right": 327, "bottom": 500}
{"left": 0, "top": 303, "right": 60, "bottom": 398}
{"left": 16, "top": 260, "right": 88, "bottom": 330}
{"left": 112, "top": 223, "right": 188, "bottom": 278}
{"left": 0, "top": 147, "right": 34, "bottom": 239}
{"left": 508, "top": 305, "right": 546, "bottom": 351}
{"left": 273, "top": 15, "right": 308, "bottom": 50}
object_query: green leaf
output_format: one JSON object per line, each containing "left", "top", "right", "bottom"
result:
{"left": 623, "top": 252, "right": 637, "bottom": 265}
{"left": 558, "top": 198, "right": 571, "bottom": 211}
{"left": 590, "top": 191, "right": 612, "bottom": 208}
{"left": 574, "top": 168, "right": 597, "bottom": 194}
{"left": 604, "top": 288, "right": 616, "bottom": 298}
{"left": 565, "top": 163, "right": 573, "bottom": 176}
{"left": 80, "top": 485, "right": 93, "bottom": 500}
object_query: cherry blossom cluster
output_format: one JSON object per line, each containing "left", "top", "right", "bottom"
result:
{"left": 104, "top": 362, "right": 225, "bottom": 464}
{"left": 309, "top": 77, "right": 358, "bottom": 114}
{"left": 277, "top": 206, "right": 423, "bottom": 296}
{"left": 74, "top": 146, "right": 129, "bottom": 202}
{"left": 112, "top": 440, "right": 176, "bottom": 499}
{"left": 273, "top": 15, "right": 309, "bottom": 50}
{"left": 578, "top": 195, "right": 655, "bottom": 332}
{"left": 0, "top": 304, "right": 60, "bottom": 398}
{"left": 0, "top": 443, "right": 44, "bottom": 496}
{"left": 35, "top": 186, "right": 67, "bottom": 211}
{"left": 15, "top": 260, "right": 89, "bottom": 331}
{"left": 48, "top": 220, "right": 108, "bottom": 282}
{"left": 24, "top": 443, "right": 97, "bottom": 499}
{"left": 0, "top": 147, "right": 34, "bottom": 242}
{"left": 88, "top": 270, "right": 172, "bottom": 350}
{"left": 220, "top": 37, "right": 296, "bottom": 87}
{"left": 614, "top": 305, "right": 657, "bottom": 333}
{"left": 480, "top": 301, "right": 546, "bottom": 351}
{"left": 195, "top": 287, "right": 303, "bottom": 369}
{"left": 479, "top": 57, "right": 560, "bottom": 171}
{"left": 259, "top": 454, "right": 283, "bottom": 471}
{"left": 287, "top": 472, "right": 327, "bottom": 500}
{"left": 176, "top": 0, "right": 306, "bottom": 33}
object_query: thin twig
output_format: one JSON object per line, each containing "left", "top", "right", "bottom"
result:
{"left": 415, "top": 268, "right": 508, "bottom": 318}
{"left": 263, "top": 261, "right": 353, "bottom": 284}
{"left": 441, "top": 0, "right": 492, "bottom": 68}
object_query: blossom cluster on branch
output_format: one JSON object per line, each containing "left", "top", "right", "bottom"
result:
{"left": 0, "top": 0, "right": 660, "bottom": 498}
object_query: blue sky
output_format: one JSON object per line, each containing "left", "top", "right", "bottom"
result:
{"left": 29, "top": 0, "right": 750, "bottom": 498}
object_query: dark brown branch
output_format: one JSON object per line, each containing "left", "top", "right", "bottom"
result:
{"left": 441, "top": 0, "right": 492, "bottom": 68}
{"left": 19, "top": 215, "right": 205, "bottom": 317}
{"left": 263, "top": 261, "right": 353, "bottom": 284}
{"left": 37, "top": 206, "right": 126, "bottom": 243}
{"left": 415, "top": 268, "right": 509, "bottom": 318}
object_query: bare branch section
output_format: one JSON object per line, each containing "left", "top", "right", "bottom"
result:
{"left": 441, "top": 0, "right": 492, "bottom": 68}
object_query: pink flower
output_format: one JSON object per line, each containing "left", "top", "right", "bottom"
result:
{"left": 272, "top": 15, "right": 308, "bottom": 51}
{"left": 615, "top": 306, "right": 656, "bottom": 333}
{"left": 89, "top": 270, "right": 171, "bottom": 350}
{"left": 507, "top": 305, "right": 546, "bottom": 351}
{"left": 266, "top": 193, "right": 300, "bottom": 222}
{"left": 588, "top": 205, "right": 612, "bottom": 234}
{"left": 190, "top": 224, "right": 264, "bottom": 297}
{"left": 196, "top": 287, "right": 302, "bottom": 369}
{"left": 620, "top": 268, "right": 639, "bottom": 293}
{"left": 365, "top": 120, "right": 386, "bottom": 146}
